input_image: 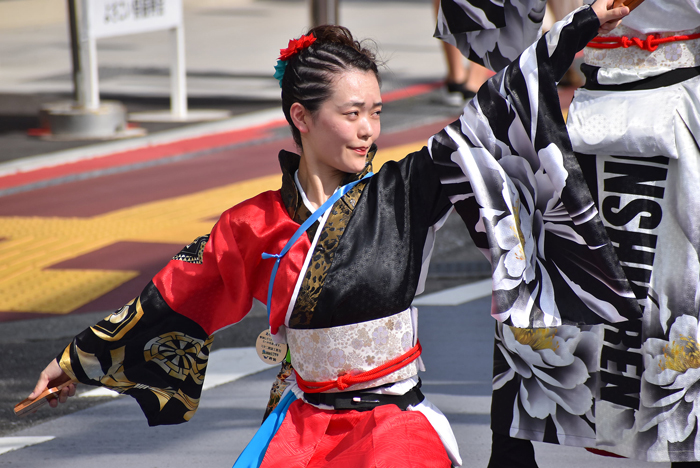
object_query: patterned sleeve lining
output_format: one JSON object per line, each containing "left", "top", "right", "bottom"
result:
{"left": 58, "top": 281, "right": 213, "bottom": 426}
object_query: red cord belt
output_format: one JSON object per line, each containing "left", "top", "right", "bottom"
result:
{"left": 587, "top": 32, "right": 700, "bottom": 52}
{"left": 295, "top": 341, "right": 422, "bottom": 393}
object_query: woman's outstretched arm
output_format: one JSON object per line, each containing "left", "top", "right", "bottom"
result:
{"left": 426, "top": 0, "right": 639, "bottom": 329}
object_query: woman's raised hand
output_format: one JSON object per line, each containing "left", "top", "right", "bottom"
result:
{"left": 592, "top": 0, "right": 631, "bottom": 34}
{"left": 28, "top": 359, "right": 76, "bottom": 408}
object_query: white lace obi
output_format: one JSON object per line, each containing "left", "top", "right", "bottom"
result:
{"left": 286, "top": 308, "right": 419, "bottom": 393}
{"left": 584, "top": 25, "right": 700, "bottom": 84}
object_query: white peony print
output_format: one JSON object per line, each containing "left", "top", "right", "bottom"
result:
{"left": 641, "top": 315, "right": 700, "bottom": 458}
{"left": 494, "top": 323, "right": 600, "bottom": 440}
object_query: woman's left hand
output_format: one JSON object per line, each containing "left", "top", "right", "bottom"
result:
{"left": 591, "top": 0, "right": 630, "bottom": 34}
{"left": 29, "top": 359, "right": 76, "bottom": 408}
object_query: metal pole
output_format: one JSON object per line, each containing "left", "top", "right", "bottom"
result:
{"left": 66, "top": 0, "right": 81, "bottom": 103}
{"left": 170, "top": 25, "right": 188, "bottom": 119}
{"left": 78, "top": 0, "right": 99, "bottom": 110}
{"left": 310, "top": 0, "right": 339, "bottom": 27}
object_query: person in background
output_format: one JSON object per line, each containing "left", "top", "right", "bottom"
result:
{"left": 545, "top": 0, "right": 586, "bottom": 86}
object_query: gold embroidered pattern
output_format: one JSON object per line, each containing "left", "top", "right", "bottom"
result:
{"left": 172, "top": 235, "right": 209, "bottom": 264}
{"left": 660, "top": 335, "right": 700, "bottom": 373}
{"left": 278, "top": 147, "right": 375, "bottom": 327}
{"left": 289, "top": 186, "right": 363, "bottom": 327}
{"left": 511, "top": 328, "right": 560, "bottom": 351}
{"left": 262, "top": 360, "right": 294, "bottom": 421}
{"left": 91, "top": 298, "right": 142, "bottom": 341}
{"left": 143, "top": 332, "right": 213, "bottom": 383}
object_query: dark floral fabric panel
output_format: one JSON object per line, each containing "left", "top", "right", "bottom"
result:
{"left": 289, "top": 176, "right": 369, "bottom": 328}
{"left": 435, "top": 0, "right": 547, "bottom": 72}
{"left": 428, "top": 6, "right": 641, "bottom": 327}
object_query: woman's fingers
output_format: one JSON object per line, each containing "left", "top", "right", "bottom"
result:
{"left": 591, "top": 0, "right": 630, "bottom": 33}
{"left": 46, "top": 383, "right": 75, "bottom": 408}
{"left": 28, "top": 373, "right": 50, "bottom": 401}
{"left": 28, "top": 359, "right": 74, "bottom": 407}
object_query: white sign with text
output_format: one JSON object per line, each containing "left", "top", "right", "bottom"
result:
{"left": 86, "top": 0, "right": 182, "bottom": 39}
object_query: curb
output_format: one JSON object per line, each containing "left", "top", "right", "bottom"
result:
{"left": 0, "top": 81, "right": 442, "bottom": 196}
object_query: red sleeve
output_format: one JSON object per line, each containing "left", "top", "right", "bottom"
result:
{"left": 152, "top": 191, "right": 310, "bottom": 336}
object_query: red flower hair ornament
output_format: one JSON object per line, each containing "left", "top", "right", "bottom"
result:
{"left": 278, "top": 34, "right": 317, "bottom": 61}
{"left": 274, "top": 33, "right": 317, "bottom": 87}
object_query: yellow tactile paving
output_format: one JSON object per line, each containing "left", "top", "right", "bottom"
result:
{"left": 0, "top": 141, "right": 422, "bottom": 315}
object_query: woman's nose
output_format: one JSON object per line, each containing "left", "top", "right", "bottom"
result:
{"left": 358, "top": 117, "right": 373, "bottom": 140}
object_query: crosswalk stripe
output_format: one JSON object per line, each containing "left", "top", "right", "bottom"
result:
{"left": 0, "top": 436, "right": 55, "bottom": 455}
{"left": 4, "top": 283, "right": 478, "bottom": 457}
{"left": 0, "top": 348, "right": 274, "bottom": 455}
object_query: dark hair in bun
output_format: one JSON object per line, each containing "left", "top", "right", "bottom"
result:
{"left": 280, "top": 25, "right": 381, "bottom": 148}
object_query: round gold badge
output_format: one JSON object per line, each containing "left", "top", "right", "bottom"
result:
{"left": 255, "top": 329, "right": 288, "bottom": 364}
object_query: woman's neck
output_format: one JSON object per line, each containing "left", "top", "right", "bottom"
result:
{"left": 297, "top": 154, "right": 344, "bottom": 210}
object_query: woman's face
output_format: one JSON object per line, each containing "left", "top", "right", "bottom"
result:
{"left": 302, "top": 69, "right": 382, "bottom": 175}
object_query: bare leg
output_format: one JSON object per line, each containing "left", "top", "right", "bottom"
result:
{"left": 442, "top": 41, "right": 468, "bottom": 85}
{"left": 547, "top": 0, "right": 583, "bottom": 23}
{"left": 466, "top": 63, "right": 491, "bottom": 93}
{"left": 545, "top": 0, "right": 585, "bottom": 87}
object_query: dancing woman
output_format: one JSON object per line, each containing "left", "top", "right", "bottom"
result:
{"left": 29, "top": 2, "right": 630, "bottom": 466}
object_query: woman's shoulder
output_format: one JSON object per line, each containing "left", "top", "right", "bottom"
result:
{"left": 218, "top": 190, "right": 286, "bottom": 225}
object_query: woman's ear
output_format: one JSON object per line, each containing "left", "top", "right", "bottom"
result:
{"left": 290, "top": 102, "right": 310, "bottom": 135}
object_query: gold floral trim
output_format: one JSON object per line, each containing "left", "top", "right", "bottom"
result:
{"left": 289, "top": 147, "right": 375, "bottom": 327}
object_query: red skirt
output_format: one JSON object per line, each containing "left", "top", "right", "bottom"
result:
{"left": 260, "top": 400, "right": 451, "bottom": 468}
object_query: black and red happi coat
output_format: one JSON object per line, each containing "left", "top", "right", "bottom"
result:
{"left": 58, "top": 6, "right": 638, "bottom": 427}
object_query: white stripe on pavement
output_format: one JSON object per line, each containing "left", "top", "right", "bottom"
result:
{"left": 0, "top": 436, "right": 55, "bottom": 455}
{"left": 413, "top": 279, "right": 491, "bottom": 306}
{"left": 79, "top": 346, "right": 272, "bottom": 398}
{"left": 202, "top": 347, "right": 273, "bottom": 390}
{"left": 78, "top": 387, "right": 120, "bottom": 398}
{"left": 65, "top": 280, "right": 491, "bottom": 401}
{"left": 0, "top": 348, "right": 272, "bottom": 455}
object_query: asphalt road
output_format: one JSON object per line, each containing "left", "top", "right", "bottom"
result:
{"left": 0, "top": 83, "right": 662, "bottom": 468}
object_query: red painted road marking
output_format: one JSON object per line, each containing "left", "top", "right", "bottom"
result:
{"left": 0, "top": 82, "right": 447, "bottom": 194}
{"left": 0, "top": 121, "right": 284, "bottom": 192}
